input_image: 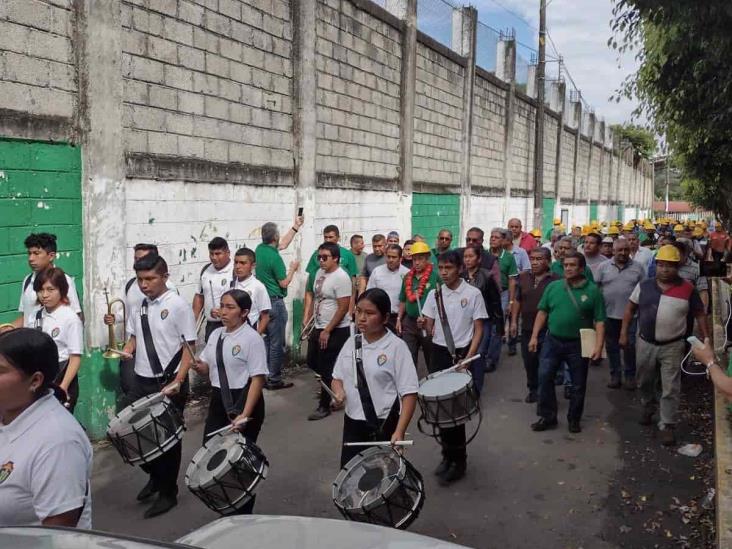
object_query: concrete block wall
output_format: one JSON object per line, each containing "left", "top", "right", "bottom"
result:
{"left": 0, "top": 0, "right": 77, "bottom": 120}
{"left": 559, "top": 129, "right": 576, "bottom": 198}
{"left": 510, "top": 96, "right": 535, "bottom": 192}
{"left": 470, "top": 75, "right": 506, "bottom": 191}
{"left": 315, "top": 0, "right": 401, "bottom": 179}
{"left": 543, "top": 114, "right": 558, "bottom": 196}
{"left": 120, "top": 0, "right": 293, "bottom": 168}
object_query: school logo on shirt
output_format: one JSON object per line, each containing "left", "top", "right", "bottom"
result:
{"left": 0, "top": 462, "right": 13, "bottom": 484}
{"left": 221, "top": 279, "right": 227, "bottom": 286}
{"left": 160, "top": 309, "right": 169, "bottom": 320}
{"left": 377, "top": 354, "right": 388, "bottom": 366}
{"left": 51, "top": 327, "right": 60, "bottom": 338}
{"left": 580, "top": 294, "right": 588, "bottom": 303}
{"left": 460, "top": 298, "right": 468, "bottom": 308}
{"left": 232, "top": 345, "right": 241, "bottom": 356}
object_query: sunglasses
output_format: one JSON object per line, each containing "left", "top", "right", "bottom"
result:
{"left": 317, "top": 255, "right": 332, "bottom": 261}
{"left": 438, "top": 236, "right": 451, "bottom": 241}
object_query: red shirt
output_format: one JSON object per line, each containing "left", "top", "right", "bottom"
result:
{"left": 518, "top": 232, "right": 537, "bottom": 252}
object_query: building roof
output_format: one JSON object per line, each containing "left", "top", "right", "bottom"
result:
{"left": 652, "top": 201, "right": 702, "bottom": 213}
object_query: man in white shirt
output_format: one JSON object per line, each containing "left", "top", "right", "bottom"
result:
{"left": 121, "top": 254, "right": 197, "bottom": 519}
{"left": 366, "top": 244, "right": 409, "bottom": 331}
{"left": 11, "top": 233, "right": 82, "bottom": 328}
{"left": 623, "top": 230, "right": 653, "bottom": 274}
{"left": 193, "top": 237, "right": 235, "bottom": 341}
{"left": 231, "top": 247, "right": 271, "bottom": 334}
{"left": 303, "top": 242, "right": 352, "bottom": 421}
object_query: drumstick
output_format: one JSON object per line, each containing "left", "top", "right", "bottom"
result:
{"left": 431, "top": 354, "right": 482, "bottom": 378}
{"left": 415, "top": 296, "right": 427, "bottom": 338}
{"left": 108, "top": 348, "right": 134, "bottom": 359}
{"left": 343, "top": 440, "right": 414, "bottom": 447}
{"left": 208, "top": 417, "right": 251, "bottom": 438}
{"left": 209, "top": 280, "right": 215, "bottom": 317}
{"left": 180, "top": 335, "right": 196, "bottom": 361}
{"left": 314, "top": 374, "right": 339, "bottom": 401}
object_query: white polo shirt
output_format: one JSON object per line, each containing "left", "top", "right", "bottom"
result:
{"left": 312, "top": 267, "right": 352, "bottom": 329}
{"left": 230, "top": 275, "right": 271, "bottom": 327}
{"left": 18, "top": 271, "right": 81, "bottom": 325}
{"left": 122, "top": 277, "right": 178, "bottom": 333}
{"left": 24, "top": 304, "right": 83, "bottom": 363}
{"left": 422, "top": 280, "right": 488, "bottom": 348}
{"left": 0, "top": 392, "right": 92, "bottom": 528}
{"left": 332, "top": 331, "right": 419, "bottom": 421}
{"left": 366, "top": 264, "right": 409, "bottom": 314}
{"left": 198, "top": 260, "right": 235, "bottom": 322}
{"left": 200, "top": 324, "right": 269, "bottom": 389}
{"left": 127, "top": 290, "right": 197, "bottom": 378}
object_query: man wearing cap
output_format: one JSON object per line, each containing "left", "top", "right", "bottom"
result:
{"left": 600, "top": 237, "right": 614, "bottom": 259}
{"left": 595, "top": 238, "right": 645, "bottom": 389}
{"left": 508, "top": 218, "right": 538, "bottom": 253}
{"left": 530, "top": 229, "right": 543, "bottom": 247}
{"left": 621, "top": 245, "right": 709, "bottom": 446}
{"left": 398, "top": 241, "right": 440, "bottom": 372}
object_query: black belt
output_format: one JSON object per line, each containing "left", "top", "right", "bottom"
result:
{"left": 639, "top": 334, "right": 685, "bottom": 346}
{"left": 270, "top": 296, "right": 284, "bottom": 300}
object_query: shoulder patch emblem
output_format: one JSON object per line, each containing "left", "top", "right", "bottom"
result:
{"left": 221, "top": 278, "right": 227, "bottom": 286}
{"left": 0, "top": 462, "right": 14, "bottom": 485}
{"left": 232, "top": 345, "right": 241, "bottom": 356}
{"left": 160, "top": 309, "right": 169, "bottom": 320}
{"left": 51, "top": 327, "right": 60, "bottom": 338}
{"left": 377, "top": 353, "right": 388, "bottom": 366}
{"left": 460, "top": 297, "right": 468, "bottom": 308}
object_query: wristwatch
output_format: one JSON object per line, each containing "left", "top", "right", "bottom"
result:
{"left": 705, "top": 360, "right": 719, "bottom": 379}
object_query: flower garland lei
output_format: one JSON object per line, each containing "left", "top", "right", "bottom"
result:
{"left": 405, "top": 263, "right": 433, "bottom": 302}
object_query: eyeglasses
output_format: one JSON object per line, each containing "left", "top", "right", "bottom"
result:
{"left": 317, "top": 255, "right": 331, "bottom": 261}
{"left": 438, "top": 236, "right": 451, "bottom": 241}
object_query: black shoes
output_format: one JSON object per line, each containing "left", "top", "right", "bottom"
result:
{"left": 485, "top": 362, "right": 496, "bottom": 373}
{"left": 144, "top": 494, "right": 177, "bottom": 519}
{"left": 438, "top": 462, "right": 466, "bottom": 486}
{"left": 568, "top": 420, "right": 581, "bottom": 433}
{"left": 265, "top": 380, "right": 294, "bottom": 390}
{"left": 525, "top": 391, "right": 537, "bottom": 403}
{"left": 307, "top": 407, "right": 331, "bottom": 421}
{"left": 531, "top": 418, "right": 558, "bottom": 431}
{"left": 607, "top": 376, "right": 622, "bottom": 389}
{"left": 507, "top": 346, "right": 517, "bottom": 356}
{"left": 434, "top": 459, "right": 450, "bottom": 477}
{"left": 639, "top": 409, "right": 654, "bottom": 426}
{"left": 136, "top": 479, "right": 157, "bottom": 501}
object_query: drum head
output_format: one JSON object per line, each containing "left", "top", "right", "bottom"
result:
{"left": 333, "top": 447, "right": 406, "bottom": 511}
{"left": 187, "top": 433, "right": 247, "bottom": 490}
{"left": 108, "top": 393, "right": 167, "bottom": 437}
{"left": 418, "top": 371, "right": 471, "bottom": 398}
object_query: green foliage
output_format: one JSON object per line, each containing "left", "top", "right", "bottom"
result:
{"left": 610, "top": 123, "right": 656, "bottom": 159}
{"left": 610, "top": 0, "right": 732, "bottom": 225}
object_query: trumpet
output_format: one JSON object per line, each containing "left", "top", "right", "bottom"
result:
{"left": 103, "top": 288, "right": 127, "bottom": 359}
{"left": 0, "top": 323, "right": 15, "bottom": 333}
{"left": 300, "top": 316, "right": 315, "bottom": 341}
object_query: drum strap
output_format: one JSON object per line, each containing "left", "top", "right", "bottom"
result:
{"left": 34, "top": 308, "right": 43, "bottom": 331}
{"left": 434, "top": 284, "right": 457, "bottom": 363}
{"left": 354, "top": 334, "right": 381, "bottom": 432}
{"left": 140, "top": 299, "right": 182, "bottom": 382}
{"left": 215, "top": 334, "right": 238, "bottom": 419}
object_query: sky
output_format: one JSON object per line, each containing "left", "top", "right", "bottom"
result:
{"left": 471, "top": 0, "right": 640, "bottom": 125}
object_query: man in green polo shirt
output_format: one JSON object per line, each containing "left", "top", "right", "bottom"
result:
{"left": 528, "top": 251, "right": 606, "bottom": 434}
{"left": 305, "top": 225, "right": 359, "bottom": 279}
{"left": 551, "top": 236, "right": 594, "bottom": 281}
{"left": 255, "top": 221, "right": 301, "bottom": 390}
{"left": 486, "top": 228, "right": 518, "bottom": 365}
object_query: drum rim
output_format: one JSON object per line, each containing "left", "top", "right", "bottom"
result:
{"left": 107, "top": 393, "right": 173, "bottom": 436}
{"left": 417, "top": 371, "right": 473, "bottom": 399}
{"left": 185, "top": 433, "right": 268, "bottom": 490}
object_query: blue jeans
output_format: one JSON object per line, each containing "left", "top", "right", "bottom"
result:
{"left": 537, "top": 334, "right": 589, "bottom": 423}
{"left": 265, "top": 297, "right": 287, "bottom": 383}
{"left": 605, "top": 317, "right": 637, "bottom": 379}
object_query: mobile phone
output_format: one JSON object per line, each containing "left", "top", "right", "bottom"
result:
{"left": 297, "top": 207, "right": 303, "bottom": 217}
{"left": 686, "top": 336, "right": 705, "bottom": 349}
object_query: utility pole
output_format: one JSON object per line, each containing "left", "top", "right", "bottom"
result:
{"left": 532, "top": 0, "right": 547, "bottom": 231}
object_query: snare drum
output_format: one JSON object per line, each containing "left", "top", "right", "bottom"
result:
{"left": 107, "top": 392, "right": 184, "bottom": 465}
{"left": 417, "top": 371, "right": 479, "bottom": 429}
{"left": 185, "top": 432, "right": 269, "bottom": 515}
{"left": 332, "top": 446, "right": 424, "bottom": 530}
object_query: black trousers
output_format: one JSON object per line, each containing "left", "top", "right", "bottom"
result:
{"left": 119, "top": 356, "right": 136, "bottom": 397}
{"left": 205, "top": 321, "right": 224, "bottom": 342}
{"left": 122, "top": 374, "right": 189, "bottom": 498}
{"left": 428, "top": 344, "right": 468, "bottom": 464}
{"left": 340, "top": 406, "right": 400, "bottom": 467}
{"left": 55, "top": 360, "right": 79, "bottom": 414}
{"left": 520, "top": 331, "right": 543, "bottom": 392}
{"left": 202, "top": 385, "right": 265, "bottom": 515}
{"left": 307, "top": 326, "right": 350, "bottom": 409}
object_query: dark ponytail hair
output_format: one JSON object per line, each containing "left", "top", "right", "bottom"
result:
{"left": 0, "top": 328, "right": 63, "bottom": 402}
{"left": 221, "top": 289, "right": 252, "bottom": 324}
{"left": 356, "top": 288, "right": 391, "bottom": 320}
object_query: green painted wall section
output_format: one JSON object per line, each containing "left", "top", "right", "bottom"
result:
{"left": 77, "top": 350, "right": 122, "bottom": 440}
{"left": 291, "top": 297, "right": 304, "bottom": 360}
{"left": 590, "top": 201, "right": 599, "bottom": 223}
{"left": 617, "top": 203, "right": 625, "bottom": 222}
{"left": 0, "top": 138, "right": 83, "bottom": 323}
{"left": 542, "top": 198, "right": 556, "bottom": 240}
{"left": 411, "top": 193, "right": 460, "bottom": 246}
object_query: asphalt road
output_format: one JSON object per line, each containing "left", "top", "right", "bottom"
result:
{"left": 91, "top": 352, "right": 671, "bottom": 549}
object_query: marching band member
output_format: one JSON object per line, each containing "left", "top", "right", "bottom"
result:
{"left": 422, "top": 250, "right": 487, "bottom": 486}
{"left": 0, "top": 328, "right": 93, "bottom": 528}
{"left": 332, "top": 289, "right": 418, "bottom": 467}
{"left": 12, "top": 233, "right": 82, "bottom": 329}
{"left": 230, "top": 248, "right": 271, "bottom": 335}
{"left": 193, "top": 237, "right": 234, "bottom": 342}
{"left": 303, "top": 242, "right": 352, "bottom": 421}
{"left": 192, "top": 289, "right": 267, "bottom": 514}
{"left": 103, "top": 243, "right": 177, "bottom": 396}
{"left": 121, "top": 254, "right": 197, "bottom": 519}
{"left": 25, "top": 268, "right": 84, "bottom": 413}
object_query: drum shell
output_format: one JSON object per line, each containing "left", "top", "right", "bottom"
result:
{"left": 106, "top": 394, "right": 184, "bottom": 465}
{"left": 417, "top": 372, "right": 479, "bottom": 428}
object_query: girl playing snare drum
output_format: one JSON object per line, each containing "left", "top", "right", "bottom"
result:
{"left": 331, "top": 288, "right": 419, "bottom": 467}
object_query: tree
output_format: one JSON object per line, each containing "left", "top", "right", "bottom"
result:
{"left": 610, "top": 123, "right": 656, "bottom": 160}
{"left": 611, "top": 1, "right": 732, "bottom": 226}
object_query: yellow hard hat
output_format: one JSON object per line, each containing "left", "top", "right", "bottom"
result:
{"left": 558, "top": 224, "right": 566, "bottom": 232}
{"left": 590, "top": 219, "right": 599, "bottom": 226}
{"left": 553, "top": 218, "right": 561, "bottom": 225}
{"left": 581, "top": 225, "right": 591, "bottom": 236}
{"left": 656, "top": 244, "right": 681, "bottom": 262}
{"left": 530, "top": 228, "right": 542, "bottom": 237}
{"left": 607, "top": 226, "right": 620, "bottom": 236}
{"left": 693, "top": 227, "right": 703, "bottom": 237}
{"left": 623, "top": 222, "right": 634, "bottom": 232}
{"left": 410, "top": 241, "right": 431, "bottom": 255}
{"left": 643, "top": 222, "right": 655, "bottom": 230}
{"left": 673, "top": 224, "right": 685, "bottom": 232}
